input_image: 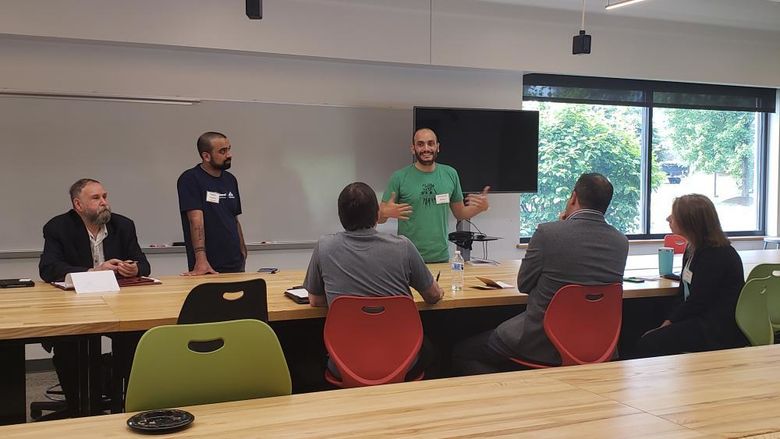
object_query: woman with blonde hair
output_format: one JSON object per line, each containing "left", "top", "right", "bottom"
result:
{"left": 637, "top": 194, "right": 748, "bottom": 356}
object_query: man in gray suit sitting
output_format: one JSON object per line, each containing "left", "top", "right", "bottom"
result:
{"left": 453, "top": 173, "right": 628, "bottom": 375}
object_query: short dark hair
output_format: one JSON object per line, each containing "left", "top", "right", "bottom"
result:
{"left": 69, "top": 178, "right": 100, "bottom": 202}
{"left": 196, "top": 131, "right": 227, "bottom": 157}
{"left": 672, "top": 194, "right": 729, "bottom": 249}
{"left": 337, "top": 182, "right": 379, "bottom": 231}
{"left": 573, "top": 173, "right": 614, "bottom": 214}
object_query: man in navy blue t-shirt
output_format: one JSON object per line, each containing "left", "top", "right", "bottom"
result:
{"left": 177, "top": 131, "right": 247, "bottom": 274}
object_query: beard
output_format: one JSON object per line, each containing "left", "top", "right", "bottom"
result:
{"left": 88, "top": 207, "right": 112, "bottom": 226}
{"left": 211, "top": 158, "right": 232, "bottom": 170}
{"left": 415, "top": 150, "right": 437, "bottom": 166}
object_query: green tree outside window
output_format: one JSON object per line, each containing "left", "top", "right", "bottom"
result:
{"left": 520, "top": 102, "right": 663, "bottom": 236}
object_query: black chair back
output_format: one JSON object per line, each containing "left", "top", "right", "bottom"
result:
{"left": 177, "top": 278, "right": 269, "bottom": 324}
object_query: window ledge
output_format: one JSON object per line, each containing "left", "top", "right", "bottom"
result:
{"left": 516, "top": 235, "right": 764, "bottom": 249}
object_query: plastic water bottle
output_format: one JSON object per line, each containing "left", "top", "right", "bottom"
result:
{"left": 451, "top": 250, "right": 465, "bottom": 292}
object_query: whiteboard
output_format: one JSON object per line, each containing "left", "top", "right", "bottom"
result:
{"left": 0, "top": 97, "right": 411, "bottom": 251}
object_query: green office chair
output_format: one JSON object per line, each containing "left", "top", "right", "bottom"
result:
{"left": 735, "top": 276, "right": 776, "bottom": 346}
{"left": 746, "top": 264, "right": 780, "bottom": 282}
{"left": 746, "top": 264, "right": 780, "bottom": 333}
{"left": 125, "top": 319, "right": 291, "bottom": 412}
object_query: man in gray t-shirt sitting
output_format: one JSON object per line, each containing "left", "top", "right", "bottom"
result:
{"left": 304, "top": 182, "right": 443, "bottom": 307}
{"left": 303, "top": 181, "right": 443, "bottom": 379}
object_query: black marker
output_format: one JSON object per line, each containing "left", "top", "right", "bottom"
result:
{"left": 436, "top": 271, "right": 441, "bottom": 282}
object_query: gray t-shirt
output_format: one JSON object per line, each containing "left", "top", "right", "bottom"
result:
{"left": 303, "top": 228, "right": 434, "bottom": 306}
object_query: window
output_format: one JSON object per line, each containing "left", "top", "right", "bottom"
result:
{"left": 521, "top": 74, "right": 775, "bottom": 240}
{"left": 650, "top": 108, "right": 762, "bottom": 234}
{"left": 520, "top": 101, "right": 643, "bottom": 236}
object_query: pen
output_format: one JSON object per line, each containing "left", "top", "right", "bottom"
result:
{"left": 436, "top": 271, "right": 441, "bottom": 282}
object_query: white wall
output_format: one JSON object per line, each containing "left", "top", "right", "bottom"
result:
{"left": 0, "top": 37, "right": 523, "bottom": 108}
{"left": 0, "top": 34, "right": 526, "bottom": 280}
{"left": 0, "top": 0, "right": 777, "bottom": 87}
{"left": 432, "top": 1, "right": 780, "bottom": 88}
{"left": 0, "top": 0, "right": 432, "bottom": 64}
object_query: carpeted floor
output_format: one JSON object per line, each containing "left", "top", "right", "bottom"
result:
{"left": 25, "top": 368, "right": 61, "bottom": 422}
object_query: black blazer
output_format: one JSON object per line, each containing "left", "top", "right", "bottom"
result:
{"left": 669, "top": 245, "right": 747, "bottom": 349}
{"left": 39, "top": 209, "right": 151, "bottom": 282}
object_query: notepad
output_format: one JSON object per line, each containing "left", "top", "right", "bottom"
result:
{"left": 284, "top": 288, "right": 309, "bottom": 304}
{"left": 117, "top": 276, "right": 163, "bottom": 287}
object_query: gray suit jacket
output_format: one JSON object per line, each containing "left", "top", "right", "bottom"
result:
{"left": 493, "top": 209, "right": 628, "bottom": 365}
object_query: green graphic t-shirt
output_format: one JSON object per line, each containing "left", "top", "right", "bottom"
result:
{"left": 382, "top": 164, "right": 464, "bottom": 263}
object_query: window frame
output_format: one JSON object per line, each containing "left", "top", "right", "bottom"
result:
{"left": 521, "top": 74, "right": 774, "bottom": 241}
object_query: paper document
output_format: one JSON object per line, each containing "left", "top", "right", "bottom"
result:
{"left": 476, "top": 276, "right": 514, "bottom": 289}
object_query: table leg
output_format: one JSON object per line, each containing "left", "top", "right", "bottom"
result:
{"left": 76, "top": 336, "right": 103, "bottom": 416}
{"left": 0, "top": 342, "right": 27, "bottom": 425}
{"left": 88, "top": 337, "right": 103, "bottom": 415}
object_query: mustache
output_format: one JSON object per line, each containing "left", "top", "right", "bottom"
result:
{"left": 415, "top": 151, "right": 436, "bottom": 163}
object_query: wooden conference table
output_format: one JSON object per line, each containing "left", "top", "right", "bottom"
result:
{"left": 5, "top": 248, "right": 778, "bottom": 341}
{"left": 3, "top": 344, "right": 780, "bottom": 438}
{"left": 0, "top": 253, "right": 678, "bottom": 424}
{"left": 0, "top": 249, "right": 777, "bottom": 424}
{"left": 0, "top": 250, "right": 696, "bottom": 341}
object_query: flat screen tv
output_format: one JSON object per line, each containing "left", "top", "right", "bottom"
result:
{"left": 413, "top": 107, "right": 539, "bottom": 193}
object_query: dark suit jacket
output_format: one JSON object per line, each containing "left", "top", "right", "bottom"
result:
{"left": 493, "top": 209, "right": 629, "bottom": 365}
{"left": 39, "top": 209, "right": 151, "bottom": 282}
{"left": 668, "top": 245, "right": 747, "bottom": 349}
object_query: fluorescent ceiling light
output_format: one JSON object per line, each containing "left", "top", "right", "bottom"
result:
{"left": 605, "top": 0, "right": 648, "bottom": 10}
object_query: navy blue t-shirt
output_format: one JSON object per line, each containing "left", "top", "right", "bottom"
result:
{"left": 177, "top": 164, "right": 244, "bottom": 272}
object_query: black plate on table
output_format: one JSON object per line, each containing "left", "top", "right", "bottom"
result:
{"left": 127, "top": 409, "right": 194, "bottom": 434}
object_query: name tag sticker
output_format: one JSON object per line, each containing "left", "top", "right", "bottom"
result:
{"left": 435, "top": 193, "right": 450, "bottom": 204}
{"left": 682, "top": 267, "right": 693, "bottom": 284}
{"left": 206, "top": 191, "right": 220, "bottom": 203}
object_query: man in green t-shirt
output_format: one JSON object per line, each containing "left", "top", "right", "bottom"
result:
{"left": 379, "top": 128, "right": 490, "bottom": 263}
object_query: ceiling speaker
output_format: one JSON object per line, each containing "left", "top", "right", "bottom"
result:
{"left": 572, "top": 30, "right": 591, "bottom": 55}
{"left": 246, "top": 0, "right": 262, "bottom": 19}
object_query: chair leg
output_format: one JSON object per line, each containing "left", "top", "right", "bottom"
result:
{"left": 30, "top": 400, "right": 70, "bottom": 422}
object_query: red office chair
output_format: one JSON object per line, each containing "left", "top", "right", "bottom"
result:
{"left": 663, "top": 234, "right": 688, "bottom": 254}
{"left": 511, "top": 283, "right": 623, "bottom": 368}
{"left": 324, "top": 296, "right": 423, "bottom": 388}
